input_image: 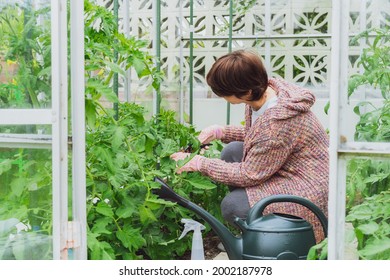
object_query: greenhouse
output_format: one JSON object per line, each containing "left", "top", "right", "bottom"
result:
{"left": 0, "top": 0, "right": 389, "bottom": 263}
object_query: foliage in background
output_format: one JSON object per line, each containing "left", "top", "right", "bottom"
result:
{"left": 310, "top": 26, "right": 390, "bottom": 260}
{"left": 346, "top": 190, "right": 390, "bottom": 259}
{"left": 86, "top": 103, "right": 228, "bottom": 259}
{"left": 307, "top": 238, "right": 327, "bottom": 260}
{"left": 348, "top": 27, "right": 390, "bottom": 142}
{"left": 0, "top": 0, "right": 228, "bottom": 260}
{"left": 83, "top": 0, "right": 164, "bottom": 129}
{"left": 0, "top": 3, "right": 51, "bottom": 137}
{"left": 83, "top": 0, "right": 229, "bottom": 259}
{"left": 0, "top": 2, "right": 53, "bottom": 259}
{"left": 345, "top": 27, "right": 390, "bottom": 260}
{"left": 0, "top": 148, "right": 53, "bottom": 260}
{"left": 0, "top": 4, "right": 51, "bottom": 110}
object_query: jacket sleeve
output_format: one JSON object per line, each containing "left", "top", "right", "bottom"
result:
{"left": 199, "top": 137, "right": 292, "bottom": 187}
{"left": 221, "top": 125, "right": 246, "bottom": 143}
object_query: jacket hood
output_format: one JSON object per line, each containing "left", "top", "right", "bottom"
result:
{"left": 268, "top": 78, "right": 315, "bottom": 119}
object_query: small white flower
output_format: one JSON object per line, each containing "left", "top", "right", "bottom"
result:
{"left": 15, "top": 222, "right": 29, "bottom": 233}
{"left": 92, "top": 197, "right": 100, "bottom": 204}
{"left": 104, "top": 198, "right": 110, "bottom": 204}
{"left": 37, "top": 92, "right": 47, "bottom": 102}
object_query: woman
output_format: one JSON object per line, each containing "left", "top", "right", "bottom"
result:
{"left": 171, "top": 49, "right": 329, "bottom": 242}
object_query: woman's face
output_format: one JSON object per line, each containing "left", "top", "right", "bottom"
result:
{"left": 222, "top": 90, "right": 253, "bottom": 105}
{"left": 223, "top": 95, "right": 246, "bottom": 105}
{"left": 222, "top": 89, "right": 269, "bottom": 111}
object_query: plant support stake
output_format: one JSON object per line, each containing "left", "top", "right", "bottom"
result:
{"left": 226, "top": 0, "right": 233, "bottom": 125}
{"left": 155, "top": 0, "right": 161, "bottom": 115}
{"left": 189, "top": 0, "right": 194, "bottom": 124}
{"left": 113, "top": 0, "right": 119, "bottom": 120}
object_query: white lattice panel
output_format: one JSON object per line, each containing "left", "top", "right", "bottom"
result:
{"left": 94, "top": 0, "right": 389, "bottom": 103}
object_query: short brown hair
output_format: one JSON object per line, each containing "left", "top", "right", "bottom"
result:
{"left": 206, "top": 50, "right": 268, "bottom": 101}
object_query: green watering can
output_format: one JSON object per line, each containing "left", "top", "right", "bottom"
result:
{"left": 154, "top": 177, "right": 328, "bottom": 260}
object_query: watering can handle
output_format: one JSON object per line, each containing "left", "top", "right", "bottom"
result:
{"left": 246, "top": 194, "right": 328, "bottom": 237}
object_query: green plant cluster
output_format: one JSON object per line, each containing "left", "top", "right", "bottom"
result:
{"left": 349, "top": 27, "right": 390, "bottom": 142}
{"left": 83, "top": 0, "right": 229, "bottom": 259}
{"left": 86, "top": 102, "right": 228, "bottom": 259}
{"left": 346, "top": 190, "right": 390, "bottom": 259}
{"left": 1, "top": 0, "right": 228, "bottom": 260}
{"left": 310, "top": 27, "right": 390, "bottom": 260}
{"left": 0, "top": 3, "right": 51, "bottom": 111}
{"left": 345, "top": 27, "right": 390, "bottom": 260}
{"left": 0, "top": 148, "right": 52, "bottom": 259}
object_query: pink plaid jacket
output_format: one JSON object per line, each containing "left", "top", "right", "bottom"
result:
{"left": 199, "top": 78, "right": 329, "bottom": 242}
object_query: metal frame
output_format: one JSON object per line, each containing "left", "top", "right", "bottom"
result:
{"left": 152, "top": 0, "right": 161, "bottom": 116}
{"left": 51, "top": 0, "right": 68, "bottom": 260}
{"left": 0, "top": 0, "right": 86, "bottom": 260}
{"left": 328, "top": 0, "right": 390, "bottom": 259}
{"left": 123, "top": 0, "right": 132, "bottom": 102}
{"left": 70, "top": 0, "right": 87, "bottom": 260}
{"left": 0, "top": 134, "right": 51, "bottom": 149}
{"left": 189, "top": 0, "right": 194, "bottom": 124}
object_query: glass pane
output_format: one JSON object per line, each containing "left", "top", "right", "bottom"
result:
{"left": 341, "top": 0, "right": 390, "bottom": 261}
{"left": 345, "top": 157, "right": 390, "bottom": 260}
{"left": 0, "top": 147, "right": 52, "bottom": 260}
{"left": 0, "top": 124, "right": 51, "bottom": 135}
{"left": 345, "top": 0, "right": 390, "bottom": 144}
{"left": 0, "top": 0, "right": 51, "bottom": 109}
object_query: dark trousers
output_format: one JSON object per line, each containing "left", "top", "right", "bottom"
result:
{"left": 220, "top": 141, "right": 250, "bottom": 227}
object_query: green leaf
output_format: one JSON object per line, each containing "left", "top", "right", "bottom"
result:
{"left": 87, "top": 78, "right": 118, "bottom": 103}
{"left": 138, "top": 205, "right": 157, "bottom": 224}
{"left": 105, "top": 61, "right": 126, "bottom": 76}
{"left": 116, "top": 226, "right": 146, "bottom": 250}
{"left": 37, "top": 66, "right": 51, "bottom": 78}
{"left": 324, "top": 101, "right": 330, "bottom": 115}
{"left": 95, "top": 202, "right": 114, "bottom": 218}
{"left": 85, "top": 99, "right": 97, "bottom": 129}
{"left": 145, "top": 198, "right": 176, "bottom": 208}
{"left": 144, "top": 133, "right": 156, "bottom": 158}
{"left": 132, "top": 57, "right": 148, "bottom": 77}
{"left": 91, "top": 217, "right": 112, "bottom": 235}
{"left": 87, "top": 231, "right": 115, "bottom": 260}
{"left": 346, "top": 204, "right": 372, "bottom": 221}
{"left": 307, "top": 238, "right": 327, "bottom": 260}
{"left": 160, "top": 139, "right": 179, "bottom": 158}
{"left": 10, "top": 177, "right": 26, "bottom": 197}
{"left": 94, "top": 146, "right": 116, "bottom": 173}
{"left": 184, "top": 177, "right": 216, "bottom": 190}
{"left": 353, "top": 101, "right": 376, "bottom": 116}
{"left": 0, "top": 159, "right": 12, "bottom": 175}
{"left": 116, "top": 205, "right": 136, "bottom": 219}
{"left": 359, "top": 237, "right": 390, "bottom": 257}
{"left": 357, "top": 222, "right": 379, "bottom": 235}
{"left": 363, "top": 173, "right": 389, "bottom": 184}
{"left": 110, "top": 126, "right": 126, "bottom": 151}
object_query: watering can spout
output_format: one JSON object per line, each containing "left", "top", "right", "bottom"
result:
{"left": 153, "top": 177, "right": 243, "bottom": 260}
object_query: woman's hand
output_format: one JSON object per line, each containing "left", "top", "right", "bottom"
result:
{"left": 198, "top": 125, "right": 225, "bottom": 144}
{"left": 170, "top": 152, "right": 203, "bottom": 174}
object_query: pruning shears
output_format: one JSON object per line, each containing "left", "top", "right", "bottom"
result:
{"left": 183, "top": 143, "right": 212, "bottom": 154}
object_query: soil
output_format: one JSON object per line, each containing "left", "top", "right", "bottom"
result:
{"left": 179, "top": 231, "right": 223, "bottom": 260}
